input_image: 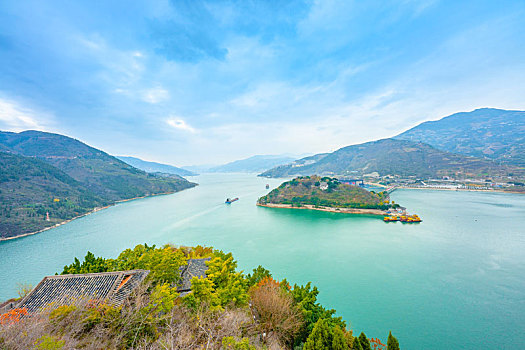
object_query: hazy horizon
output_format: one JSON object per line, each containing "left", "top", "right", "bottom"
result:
{"left": 1, "top": 1, "right": 524, "bottom": 165}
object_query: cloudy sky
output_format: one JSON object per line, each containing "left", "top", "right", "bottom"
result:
{"left": 0, "top": 0, "right": 524, "bottom": 165}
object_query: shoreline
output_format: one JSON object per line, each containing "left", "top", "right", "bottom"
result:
{"left": 0, "top": 190, "right": 185, "bottom": 243}
{"left": 394, "top": 186, "right": 525, "bottom": 195}
{"left": 256, "top": 202, "right": 387, "bottom": 216}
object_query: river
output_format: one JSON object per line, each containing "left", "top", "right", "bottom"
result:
{"left": 1, "top": 173, "right": 524, "bottom": 349}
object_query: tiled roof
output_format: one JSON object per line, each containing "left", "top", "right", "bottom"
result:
{"left": 177, "top": 258, "right": 211, "bottom": 293}
{"left": 14, "top": 270, "right": 149, "bottom": 313}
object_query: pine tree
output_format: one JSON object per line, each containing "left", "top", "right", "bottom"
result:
{"left": 387, "top": 331, "right": 400, "bottom": 350}
{"left": 359, "top": 332, "right": 371, "bottom": 350}
{"left": 304, "top": 319, "right": 333, "bottom": 350}
{"left": 353, "top": 337, "right": 363, "bottom": 350}
{"left": 332, "top": 326, "right": 346, "bottom": 350}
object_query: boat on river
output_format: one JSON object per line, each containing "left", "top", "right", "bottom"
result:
{"left": 225, "top": 197, "right": 239, "bottom": 204}
{"left": 384, "top": 214, "right": 422, "bottom": 223}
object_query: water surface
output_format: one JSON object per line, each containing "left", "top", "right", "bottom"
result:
{"left": 1, "top": 173, "right": 524, "bottom": 349}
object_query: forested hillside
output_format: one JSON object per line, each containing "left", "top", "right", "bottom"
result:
{"left": 260, "top": 138, "right": 514, "bottom": 179}
{"left": 258, "top": 176, "right": 391, "bottom": 210}
{"left": 0, "top": 130, "right": 196, "bottom": 239}
{"left": 396, "top": 108, "right": 525, "bottom": 166}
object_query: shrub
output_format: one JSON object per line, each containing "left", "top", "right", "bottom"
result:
{"left": 34, "top": 335, "right": 65, "bottom": 350}
{"left": 250, "top": 277, "right": 304, "bottom": 345}
{"left": 222, "top": 336, "right": 257, "bottom": 350}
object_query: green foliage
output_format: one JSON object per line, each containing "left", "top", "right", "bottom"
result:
{"left": 182, "top": 277, "right": 221, "bottom": 310}
{"left": 133, "top": 246, "right": 186, "bottom": 284}
{"left": 82, "top": 304, "right": 122, "bottom": 332}
{"left": 258, "top": 175, "right": 391, "bottom": 210}
{"left": 0, "top": 130, "right": 196, "bottom": 239}
{"left": 353, "top": 337, "right": 364, "bottom": 350}
{"left": 42, "top": 244, "right": 394, "bottom": 349}
{"left": 34, "top": 335, "right": 65, "bottom": 350}
{"left": 387, "top": 331, "right": 400, "bottom": 350}
{"left": 222, "top": 336, "right": 257, "bottom": 350}
{"left": 183, "top": 251, "right": 249, "bottom": 311}
{"left": 49, "top": 305, "right": 77, "bottom": 325}
{"left": 146, "top": 283, "right": 179, "bottom": 314}
{"left": 332, "top": 326, "right": 347, "bottom": 350}
{"left": 246, "top": 265, "right": 272, "bottom": 287}
{"left": 61, "top": 251, "right": 109, "bottom": 275}
{"left": 303, "top": 318, "right": 332, "bottom": 350}
{"left": 206, "top": 251, "right": 249, "bottom": 307}
{"left": 61, "top": 244, "right": 187, "bottom": 286}
{"left": 359, "top": 332, "right": 371, "bottom": 350}
{"left": 289, "top": 282, "right": 345, "bottom": 345}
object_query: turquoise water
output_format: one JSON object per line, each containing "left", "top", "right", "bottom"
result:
{"left": 1, "top": 173, "right": 524, "bottom": 349}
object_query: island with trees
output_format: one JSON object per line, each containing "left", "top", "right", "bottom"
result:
{"left": 257, "top": 175, "right": 398, "bottom": 216}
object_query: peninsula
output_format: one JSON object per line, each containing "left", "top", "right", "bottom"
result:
{"left": 257, "top": 175, "right": 397, "bottom": 215}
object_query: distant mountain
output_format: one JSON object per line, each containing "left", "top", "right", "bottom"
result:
{"left": 117, "top": 156, "right": 197, "bottom": 176}
{"left": 260, "top": 138, "right": 515, "bottom": 179}
{"left": 208, "top": 155, "right": 296, "bottom": 173}
{"left": 395, "top": 108, "right": 525, "bottom": 167}
{"left": 0, "top": 130, "right": 196, "bottom": 239}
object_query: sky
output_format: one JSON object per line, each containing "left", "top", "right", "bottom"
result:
{"left": 0, "top": 0, "right": 524, "bottom": 166}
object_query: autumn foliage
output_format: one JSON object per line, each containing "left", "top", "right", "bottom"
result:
{"left": 250, "top": 277, "right": 304, "bottom": 345}
{"left": 0, "top": 308, "right": 28, "bottom": 325}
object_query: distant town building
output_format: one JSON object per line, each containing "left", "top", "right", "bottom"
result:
{"left": 319, "top": 182, "right": 328, "bottom": 190}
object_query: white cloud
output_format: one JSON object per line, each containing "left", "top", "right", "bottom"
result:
{"left": 143, "top": 87, "right": 169, "bottom": 104}
{"left": 166, "top": 117, "right": 196, "bottom": 133}
{"left": 0, "top": 97, "right": 52, "bottom": 132}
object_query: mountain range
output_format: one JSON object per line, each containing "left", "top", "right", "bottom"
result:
{"left": 396, "top": 108, "right": 525, "bottom": 166}
{"left": 261, "top": 108, "right": 524, "bottom": 180}
{"left": 0, "top": 130, "right": 196, "bottom": 239}
{"left": 205, "top": 155, "right": 297, "bottom": 173}
{"left": 259, "top": 138, "right": 514, "bottom": 179}
{"left": 117, "top": 156, "right": 197, "bottom": 177}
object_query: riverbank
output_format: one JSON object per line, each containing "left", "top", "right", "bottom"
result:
{"left": 395, "top": 185, "right": 525, "bottom": 194}
{"left": 257, "top": 202, "right": 387, "bottom": 215}
{"left": 0, "top": 190, "right": 187, "bottom": 242}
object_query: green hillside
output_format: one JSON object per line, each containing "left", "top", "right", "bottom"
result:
{"left": 395, "top": 108, "right": 525, "bottom": 166}
{"left": 260, "top": 138, "right": 517, "bottom": 180}
{"left": 0, "top": 152, "right": 107, "bottom": 238}
{"left": 0, "top": 130, "right": 197, "bottom": 239}
{"left": 258, "top": 176, "right": 391, "bottom": 209}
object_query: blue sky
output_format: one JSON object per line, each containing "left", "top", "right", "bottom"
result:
{"left": 0, "top": 0, "right": 524, "bottom": 165}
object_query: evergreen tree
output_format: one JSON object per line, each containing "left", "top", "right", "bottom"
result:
{"left": 332, "top": 326, "right": 347, "bottom": 350}
{"left": 387, "top": 331, "right": 400, "bottom": 350}
{"left": 304, "top": 319, "right": 333, "bottom": 350}
{"left": 353, "top": 337, "right": 363, "bottom": 350}
{"left": 359, "top": 332, "right": 371, "bottom": 350}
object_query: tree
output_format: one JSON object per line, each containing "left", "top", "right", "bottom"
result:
{"left": 332, "top": 326, "right": 347, "bottom": 350}
{"left": 353, "top": 337, "right": 364, "bottom": 350}
{"left": 359, "top": 332, "right": 372, "bottom": 350}
{"left": 304, "top": 319, "right": 333, "bottom": 350}
{"left": 247, "top": 265, "right": 272, "bottom": 286}
{"left": 61, "top": 251, "right": 109, "bottom": 275}
{"left": 250, "top": 277, "right": 303, "bottom": 345}
{"left": 290, "top": 282, "right": 346, "bottom": 345}
{"left": 387, "top": 331, "right": 400, "bottom": 350}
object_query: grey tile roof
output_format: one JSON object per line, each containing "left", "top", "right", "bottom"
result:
{"left": 14, "top": 270, "right": 149, "bottom": 313}
{"left": 177, "top": 258, "right": 211, "bottom": 292}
